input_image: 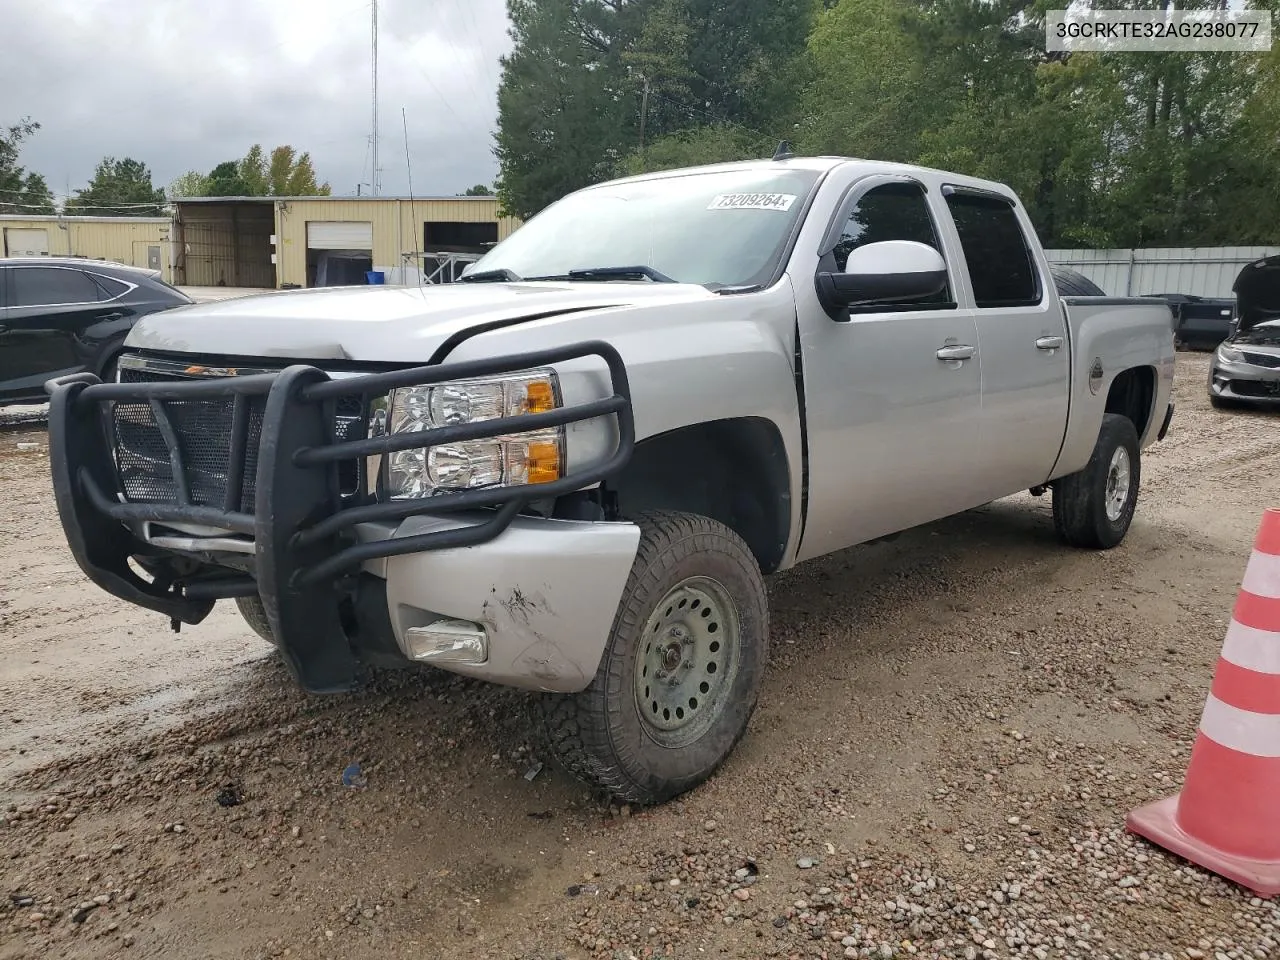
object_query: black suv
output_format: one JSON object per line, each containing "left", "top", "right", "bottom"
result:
{"left": 0, "top": 258, "right": 193, "bottom": 404}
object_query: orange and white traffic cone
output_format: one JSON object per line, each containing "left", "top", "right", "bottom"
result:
{"left": 1126, "top": 507, "right": 1280, "bottom": 897}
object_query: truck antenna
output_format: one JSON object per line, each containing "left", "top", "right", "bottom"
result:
{"left": 773, "top": 140, "right": 795, "bottom": 162}
{"left": 403, "top": 107, "right": 422, "bottom": 289}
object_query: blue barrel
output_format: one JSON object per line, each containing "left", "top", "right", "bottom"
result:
{"left": 366, "top": 270, "right": 386, "bottom": 285}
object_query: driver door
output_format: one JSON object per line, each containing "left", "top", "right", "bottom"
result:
{"left": 794, "top": 176, "right": 985, "bottom": 562}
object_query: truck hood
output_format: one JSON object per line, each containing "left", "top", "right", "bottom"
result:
{"left": 1233, "top": 254, "right": 1280, "bottom": 332}
{"left": 124, "top": 281, "right": 718, "bottom": 363}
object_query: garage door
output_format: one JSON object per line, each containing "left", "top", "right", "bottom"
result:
{"left": 306, "top": 221, "right": 373, "bottom": 250}
{"left": 4, "top": 228, "right": 49, "bottom": 257}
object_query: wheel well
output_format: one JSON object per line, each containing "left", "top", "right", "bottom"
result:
{"left": 605, "top": 418, "right": 791, "bottom": 574}
{"left": 96, "top": 337, "right": 128, "bottom": 380}
{"left": 1105, "top": 367, "right": 1155, "bottom": 440}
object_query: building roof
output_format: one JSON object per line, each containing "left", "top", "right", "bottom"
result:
{"left": 170, "top": 195, "right": 497, "bottom": 204}
{"left": 0, "top": 214, "right": 170, "bottom": 224}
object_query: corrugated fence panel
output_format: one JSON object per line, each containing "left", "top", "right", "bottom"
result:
{"left": 1046, "top": 247, "right": 1280, "bottom": 298}
{"left": 180, "top": 209, "right": 237, "bottom": 287}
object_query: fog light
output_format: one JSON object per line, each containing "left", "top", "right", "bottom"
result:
{"left": 404, "top": 619, "right": 488, "bottom": 664}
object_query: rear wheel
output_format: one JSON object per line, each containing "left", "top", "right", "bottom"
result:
{"left": 538, "top": 511, "right": 768, "bottom": 805}
{"left": 1051, "top": 413, "right": 1141, "bottom": 549}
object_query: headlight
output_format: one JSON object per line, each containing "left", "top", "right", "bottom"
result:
{"left": 384, "top": 370, "right": 563, "bottom": 499}
{"left": 1217, "top": 345, "right": 1246, "bottom": 364}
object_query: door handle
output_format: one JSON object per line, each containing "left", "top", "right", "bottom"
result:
{"left": 936, "top": 344, "right": 976, "bottom": 361}
{"left": 1036, "top": 336, "right": 1065, "bottom": 350}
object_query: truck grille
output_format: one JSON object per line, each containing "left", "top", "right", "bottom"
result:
{"left": 114, "top": 364, "right": 365, "bottom": 511}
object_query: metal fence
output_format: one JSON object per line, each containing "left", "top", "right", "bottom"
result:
{"left": 1046, "top": 247, "right": 1280, "bottom": 299}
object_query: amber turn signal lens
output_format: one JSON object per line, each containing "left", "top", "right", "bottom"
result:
{"left": 523, "top": 380, "right": 556, "bottom": 415}
{"left": 525, "top": 441, "right": 562, "bottom": 484}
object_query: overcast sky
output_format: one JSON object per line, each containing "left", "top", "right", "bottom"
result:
{"left": 0, "top": 0, "right": 511, "bottom": 202}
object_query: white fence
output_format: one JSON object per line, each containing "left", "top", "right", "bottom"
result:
{"left": 1046, "top": 247, "right": 1280, "bottom": 299}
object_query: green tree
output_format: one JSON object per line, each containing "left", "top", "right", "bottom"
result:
{"left": 496, "top": 0, "right": 814, "bottom": 218}
{"left": 495, "top": 0, "right": 636, "bottom": 219}
{"left": 0, "top": 118, "right": 55, "bottom": 214}
{"left": 167, "top": 170, "right": 211, "bottom": 198}
{"left": 267, "top": 145, "right": 330, "bottom": 195}
{"left": 240, "top": 144, "right": 269, "bottom": 196}
{"left": 619, "top": 125, "right": 768, "bottom": 176}
{"left": 65, "top": 157, "right": 166, "bottom": 216}
{"left": 463, "top": 183, "right": 495, "bottom": 196}
{"left": 206, "top": 160, "right": 251, "bottom": 196}
{"left": 798, "top": 0, "right": 928, "bottom": 162}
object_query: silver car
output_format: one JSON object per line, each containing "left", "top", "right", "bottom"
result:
{"left": 1209, "top": 254, "right": 1280, "bottom": 409}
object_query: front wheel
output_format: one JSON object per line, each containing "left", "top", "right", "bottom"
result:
{"left": 235, "top": 595, "right": 279, "bottom": 647}
{"left": 1051, "top": 413, "right": 1140, "bottom": 549}
{"left": 538, "top": 511, "right": 768, "bottom": 806}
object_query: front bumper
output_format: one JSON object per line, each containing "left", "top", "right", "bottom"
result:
{"left": 1208, "top": 358, "right": 1280, "bottom": 405}
{"left": 45, "top": 342, "right": 636, "bottom": 694}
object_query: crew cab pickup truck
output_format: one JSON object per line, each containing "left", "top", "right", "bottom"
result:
{"left": 45, "top": 155, "right": 1176, "bottom": 805}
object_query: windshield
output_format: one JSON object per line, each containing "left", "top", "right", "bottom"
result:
{"left": 468, "top": 167, "right": 823, "bottom": 289}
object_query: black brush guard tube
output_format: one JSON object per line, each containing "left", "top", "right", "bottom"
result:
{"left": 46, "top": 341, "right": 635, "bottom": 694}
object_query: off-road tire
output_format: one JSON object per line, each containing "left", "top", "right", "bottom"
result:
{"left": 235, "top": 595, "right": 279, "bottom": 647}
{"left": 1051, "top": 413, "right": 1140, "bottom": 549}
{"left": 537, "top": 511, "right": 768, "bottom": 806}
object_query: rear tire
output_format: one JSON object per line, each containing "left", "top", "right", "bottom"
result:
{"left": 235, "top": 595, "right": 278, "bottom": 647}
{"left": 1051, "top": 413, "right": 1140, "bottom": 549}
{"left": 537, "top": 511, "right": 768, "bottom": 806}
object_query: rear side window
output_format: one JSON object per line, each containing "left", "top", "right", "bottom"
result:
{"left": 91, "top": 274, "right": 131, "bottom": 299}
{"left": 945, "top": 192, "right": 1041, "bottom": 307}
{"left": 12, "top": 267, "right": 103, "bottom": 307}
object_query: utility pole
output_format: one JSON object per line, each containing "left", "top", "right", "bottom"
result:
{"left": 638, "top": 76, "right": 651, "bottom": 161}
{"left": 371, "top": 0, "right": 380, "bottom": 195}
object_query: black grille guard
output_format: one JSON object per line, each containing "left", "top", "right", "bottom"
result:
{"left": 46, "top": 341, "right": 634, "bottom": 693}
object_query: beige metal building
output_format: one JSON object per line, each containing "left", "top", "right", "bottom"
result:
{"left": 0, "top": 214, "right": 172, "bottom": 277}
{"left": 170, "top": 196, "right": 521, "bottom": 290}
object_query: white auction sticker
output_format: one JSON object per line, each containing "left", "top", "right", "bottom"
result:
{"left": 707, "top": 193, "right": 797, "bottom": 212}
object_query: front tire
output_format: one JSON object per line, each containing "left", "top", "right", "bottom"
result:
{"left": 538, "top": 511, "right": 768, "bottom": 806}
{"left": 235, "top": 595, "right": 279, "bottom": 647}
{"left": 1051, "top": 413, "right": 1140, "bottom": 549}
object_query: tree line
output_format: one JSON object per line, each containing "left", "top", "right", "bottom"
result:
{"left": 0, "top": 123, "right": 334, "bottom": 217}
{"left": 494, "top": 0, "right": 1280, "bottom": 248}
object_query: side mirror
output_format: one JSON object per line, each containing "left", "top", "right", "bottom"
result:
{"left": 816, "top": 240, "right": 948, "bottom": 316}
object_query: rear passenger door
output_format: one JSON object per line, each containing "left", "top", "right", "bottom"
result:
{"left": 1, "top": 265, "right": 109, "bottom": 389}
{"left": 943, "top": 188, "right": 1070, "bottom": 495}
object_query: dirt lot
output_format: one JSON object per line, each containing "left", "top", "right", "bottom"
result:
{"left": 2, "top": 352, "right": 1278, "bottom": 960}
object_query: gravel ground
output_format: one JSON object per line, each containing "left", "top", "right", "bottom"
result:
{"left": 2, "top": 352, "right": 1279, "bottom": 960}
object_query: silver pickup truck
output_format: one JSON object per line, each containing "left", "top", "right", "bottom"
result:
{"left": 45, "top": 154, "right": 1175, "bottom": 805}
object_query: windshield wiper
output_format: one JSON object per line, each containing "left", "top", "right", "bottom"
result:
{"left": 525, "top": 265, "right": 677, "bottom": 284}
{"left": 459, "top": 268, "right": 522, "bottom": 283}
{"left": 570, "top": 265, "right": 677, "bottom": 283}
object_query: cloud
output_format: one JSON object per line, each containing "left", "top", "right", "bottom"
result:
{"left": 0, "top": 0, "right": 511, "bottom": 199}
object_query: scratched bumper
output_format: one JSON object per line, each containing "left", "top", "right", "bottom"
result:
{"left": 365, "top": 512, "right": 641, "bottom": 693}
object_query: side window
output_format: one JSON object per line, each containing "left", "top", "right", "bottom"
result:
{"left": 91, "top": 274, "right": 130, "bottom": 299}
{"left": 13, "top": 267, "right": 103, "bottom": 307}
{"left": 829, "top": 182, "right": 950, "bottom": 305}
{"left": 944, "top": 193, "right": 1041, "bottom": 307}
